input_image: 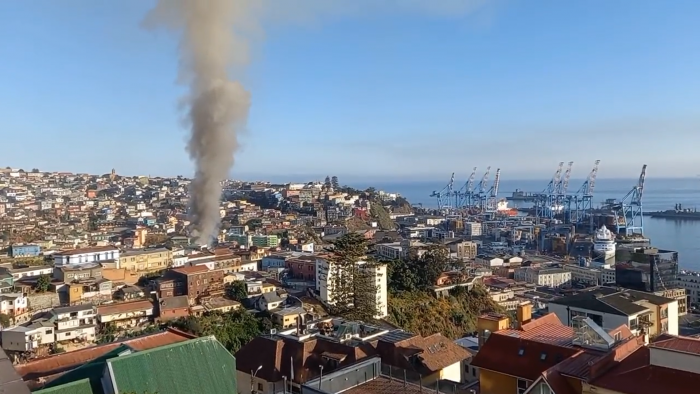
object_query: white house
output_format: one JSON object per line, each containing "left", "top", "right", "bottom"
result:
{"left": 1, "top": 319, "right": 55, "bottom": 352}
{"left": 0, "top": 292, "right": 28, "bottom": 316}
{"left": 53, "top": 246, "right": 120, "bottom": 267}
{"left": 548, "top": 287, "right": 678, "bottom": 336}
{"left": 51, "top": 304, "right": 97, "bottom": 343}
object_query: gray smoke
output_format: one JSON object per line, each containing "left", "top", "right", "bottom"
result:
{"left": 144, "top": 0, "right": 253, "bottom": 245}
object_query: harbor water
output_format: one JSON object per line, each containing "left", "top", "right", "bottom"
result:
{"left": 356, "top": 177, "right": 700, "bottom": 270}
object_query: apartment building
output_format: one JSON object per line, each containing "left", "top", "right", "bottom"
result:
{"left": 53, "top": 246, "right": 119, "bottom": 267}
{"left": 548, "top": 287, "right": 678, "bottom": 337}
{"left": 514, "top": 267, "right": 572, "bottom": 288}
{"left": 170, "top": 265, "right": 225, "bottom": 302}
{"left": 0, "top": 264, "right": 53, "bottom": 280}
{"left": 447, "top": 239, "right": 478, "bottom": 260}
{"left": 50, "top": 304, "right": 97, "bottom": 343}
{"left": 316, "top": 259, "right": 388, "bottom": 319}
{"left": 677, "top": 271, "right": 700, "bottom": 305}
{"left": 463, "top": 221, "right": 482, "bottom": 237}
{"left": 119, "top": 247, "right": 172, "bottom": 273}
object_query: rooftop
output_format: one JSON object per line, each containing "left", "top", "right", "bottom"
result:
{"left": 549, "top": 286, "right": 674, "bottom": 316}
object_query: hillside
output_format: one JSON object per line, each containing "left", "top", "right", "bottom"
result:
{"left": 386, "top": 286, "right": 504, "bottom": 339}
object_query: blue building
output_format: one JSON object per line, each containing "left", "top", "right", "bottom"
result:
{"left": 10, "top": 244, "right": 41, "bottom": 258}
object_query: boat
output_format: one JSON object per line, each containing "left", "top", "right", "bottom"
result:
{"left": 506, "top": 189, "right": 538, "bottom": 202}
{"left": 593, "top": 225, "right": 616, "bottom": 260}
{"left": 496, "top": 199, "right": 519, "bottom": 216}
{"left": 644, "top": 203, "right": 700, "bottom": 220}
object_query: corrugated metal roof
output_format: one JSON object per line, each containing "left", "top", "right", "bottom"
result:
{"left": 109, "top": 336, "right": 237, "bottom": 394}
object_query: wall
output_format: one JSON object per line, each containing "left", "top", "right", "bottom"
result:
{"left": 649, "top": 347, "right": 700, "bottom": 374}
{"left": 27, "top": 292, "right": 61, "bottom": 311}
{"left": 668, "top": 300, "right": 679, "bottom": 335}
{"left": 478, "top": 369, "right": 517, "bottom": 394}
{"left": 440, "top": 361, "right": 462, "bottom": 383}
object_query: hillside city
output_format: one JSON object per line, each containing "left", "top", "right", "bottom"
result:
{"left": 0, "top": 166, "right": 697, "bottom": 394}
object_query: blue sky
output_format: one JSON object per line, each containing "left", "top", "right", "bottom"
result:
{"left": 1, "top": 0, "right": 699, "bottom": 182}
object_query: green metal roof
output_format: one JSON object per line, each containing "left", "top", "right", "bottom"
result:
{"left": 108, "top": 336, "right": 237, "bottom": 394}
{"left": 33, "top": 378, "right": 94, "bottom": 394}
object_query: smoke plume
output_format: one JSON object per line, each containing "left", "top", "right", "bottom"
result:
{"left": 144, "top": 1, "right": 254, "bottom": 245}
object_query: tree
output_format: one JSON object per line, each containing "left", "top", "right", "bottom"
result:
{"left": 386, "top": 259, "right": 418, "bottom": 294}
{"left": 331, "top": 176, "right": 339, "bottom": 190}
{"left": 166, "top": 310, "right": 263, "bottom": 353}
{"left": 36, "top": 274, "right": 51, "bottom": 292}
{"left": 0, "top": 313, "right": 10, "bottom": 328}
{"left": 327, "top": 233, "right": 379, "bottom": 321}
{"left": 226, "top": 281, "right": 248, "bottom": 301}
{"left": 31, "top": 168, "right": 39, "bottom": 173}
{"left": 414, "top": 246, "right": 450, "bottom": 290}
{"left": 324, "top": 176, "right": 332, "bottom": 189}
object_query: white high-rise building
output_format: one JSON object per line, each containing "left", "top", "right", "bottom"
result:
{"left": 316, "top": 258, "right": 388, "bottom": 319}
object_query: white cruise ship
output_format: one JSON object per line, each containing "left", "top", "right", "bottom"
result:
{"left": 593, "top": 225, "right": 616, "bottom": 260}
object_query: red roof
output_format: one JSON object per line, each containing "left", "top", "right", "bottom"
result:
{"left": 171, "top": 265, "right": 210, "bottom": 275}
{"left": 650, "top": 334, "right": 700, "bottom": 355}
{"left": 590, "top": 346, "right": 700, "bottom": 394}
{"left": 470, "top": 333, "right": 580, "bottom": 381}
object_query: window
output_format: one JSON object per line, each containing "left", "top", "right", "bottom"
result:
{"left": 518, "top": 348, "right": 525, "bottom": 356}
{"left": 540, "top": 352, "right": 547, "bottom": 361}
{"left": 257, "top": 383, "right": 263, "bottom": 391}
{"left": 517, "top": 378, "right": 529, "bottom": 394}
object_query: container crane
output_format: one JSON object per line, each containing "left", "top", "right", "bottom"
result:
{"left": 455, "top": 167, "right": 477, "bottom": 209}
{"left": 485, "top": 168, "right": 501, "bottom": 212}
{"left": 570, "top": 160, "right": 600, "bottom": 229}
{"left": 429, "top": 173, "right": 455, "bottom": 212}
{"left": 613, "top": 164, "right": 647, "bottom": 235}
{"left": 475, "top": 167, "right": 491, "bottom": 211}
{"left": 535, "top": 162, "right": 564, "bottom": 219}
{"left": 557, "top": 161, "right": 573, "bottom": 206}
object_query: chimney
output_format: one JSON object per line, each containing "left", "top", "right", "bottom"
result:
{"left": 516, "top": 302, "right": 533, "bottom": 329}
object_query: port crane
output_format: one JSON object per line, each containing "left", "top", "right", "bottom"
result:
{"left": 535, "top": 162, "right": 564, "bottom": 219}
{"left": 455, "top": 167, "right": 478, "bottom": 209}
{"left": 568, "top": 160, "right": 600, "bottom": 230}
{"left": 474, "top": 167, "right": 491, "bottom": 211}
{"left": 556, "top": 162, "right": 574, "bottom": 208}
{"left": 612, "top": 164, "right": 647, "bottom": 235}
{"left": 485, "top": 168, "right": 501, "bottom": 213}
{"left": 430, "top": 173, "right": 455, "bottom": 212}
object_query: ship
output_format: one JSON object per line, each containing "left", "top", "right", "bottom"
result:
{"left": 643, "top": 203, "right": 700, "bottom": 220}
{"left": 496, "top": 199, "right": 519, "bottom": 216}
{"left": 506, "top": 189, "right": 538, "bottom": 202}
{"left": 593, "top": 225, "right": 616, "bottom": 260}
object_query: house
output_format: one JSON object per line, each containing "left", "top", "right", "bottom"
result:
{"left": 255, "top": 291, "right": 284, "bottom": 311}
{"left": 235, "top": 318, "right": 469, "bottom": 394}
{"left": 547, "top": 286, "right": 679, "bottom": 336}
{"left": 1, "top": 319, "right": 55, "bottom": 352}
{"left": 50, "top": 304, "right": 97, "bottom": 343}
{"left": 271, "top": 307, "right": 306, "bottom": 328}
{"left": 97, "top": 300, "right": 154, "bottom": 328}
{"left": 157, "top": 295, "right": 190, "bottom": 321}
{"left": 114, "top": 285, "right": 144, "bottom": 300}
{"left": 470, "top": 302, "right": 640, "bottom": 394}
{"left": 0, "top": 292, "right": 28, "bottom": 316}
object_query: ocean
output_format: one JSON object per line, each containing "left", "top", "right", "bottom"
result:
{"left": 353, "top": 177, "right": 700, "bottom": 270}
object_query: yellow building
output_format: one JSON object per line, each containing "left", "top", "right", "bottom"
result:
{"left": 119, "top": 247, "right": 172, "bottom": 274}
